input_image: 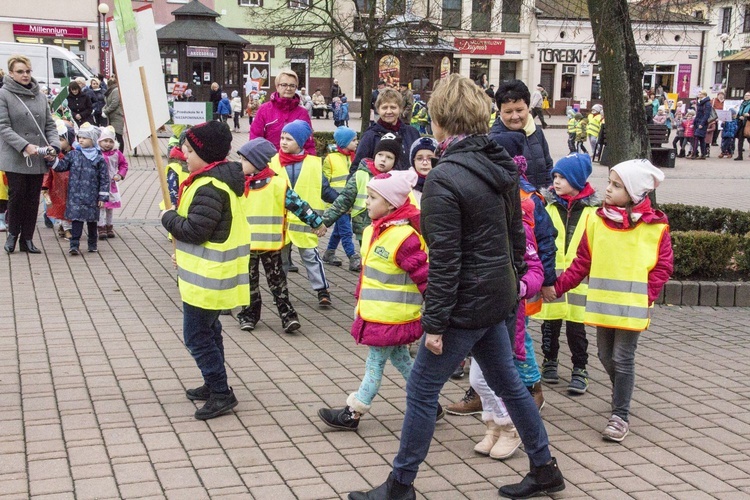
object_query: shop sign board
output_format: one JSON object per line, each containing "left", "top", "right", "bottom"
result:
{"left": 13, "top": 24, "right": 88, "bottom": 39}
{"left": 454, "top": 38, "right": 505, "bottom": 55}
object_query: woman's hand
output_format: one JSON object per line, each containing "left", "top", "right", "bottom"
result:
{"left": 425, "top": 334, "right": 443, "bottom": 355}
{"left": 24, "top": 144, "right": 38, "bottom": 156}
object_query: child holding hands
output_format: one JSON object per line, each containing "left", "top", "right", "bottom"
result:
{"left": 97, "top": 126, "right": 128, "bottom": 239}
{"left": 548, "top": 159, "right": 673, "bottom": 442}
{"left": 318, "top": 169, "right": 440, "bottom": 431}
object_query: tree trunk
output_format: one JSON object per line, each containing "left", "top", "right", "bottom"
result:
{"left": 588, "top": 0, "right": 649, "bottom": 166}
{"left": 359, "top": 49, "right": 376, "bottom": 135}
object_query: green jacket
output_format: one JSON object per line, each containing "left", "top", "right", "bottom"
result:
{"left": 322, "top": 159, "right": 372, "bottom": 239}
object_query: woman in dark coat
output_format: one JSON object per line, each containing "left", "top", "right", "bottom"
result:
{"left": 0, "top": 55, "right": 60, "bottom": 253}
{"left": 67, "top": 81, "right": 94, "bottom": 127}
{"left": 90, "top": 78, "right": 107, "bottom": 126}
{"left": 350, "top": 87, "right": 420, "bottom": 173}
{"left": 691, "top": 90, "right": 711, "bottom": 159}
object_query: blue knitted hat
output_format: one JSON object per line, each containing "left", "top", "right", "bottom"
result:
{"left": 551, "top": 153, "right": 592, "bottom": 191}
{"left": 282, "top": 120, "right": 312, "bottom": 150}
{"left": 333, "top": 126, "right": 357, "bottom": 149}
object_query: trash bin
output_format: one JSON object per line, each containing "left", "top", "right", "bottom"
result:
{"left": 651, "top": 147, "right": 676, "bottom": 168}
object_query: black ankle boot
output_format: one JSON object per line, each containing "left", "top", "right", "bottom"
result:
{"left": 348, "top": 473, "right": 415, "bottom": 500}
{"left": 4, "top": 233, "right": 18, "bottom": 253}
{"left": 19, "top": 239, "right": 41, "bottom": 254}
{"left": 498, "top": 457, "right": 565, "bottom": 499}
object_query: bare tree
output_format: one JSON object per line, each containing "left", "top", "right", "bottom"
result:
{"left": 251, "top": 0, "right": 441, "bottom": 133}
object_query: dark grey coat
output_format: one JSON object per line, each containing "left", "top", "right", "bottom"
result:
{"left": 103, "top": 85, "right": 124, "bottom": 136}
{"left": 0, "top": 75, "right": 60, "bottom": 175}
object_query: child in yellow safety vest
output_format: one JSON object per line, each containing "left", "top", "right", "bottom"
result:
{"left": 549, "top": 159, "right": 673, "bottom": 442}
{"left": 322, "top": 133, "right": 402, "bottom": 243}
{"left": 236, "top": 138, "right": 327, "bottom": 334}
{"left": 536, "top": 153, "right": 600, "bottom": 395}
{"left": 273, "top": 120, "right": 339, "bottom": 307}
{"left": 566, "top": 111, "right": 577, "bottom": 153}
{"left": 317, "top": 169, "right": 444, "bottom": 431}
{"left": 321, "top": 126, "right": 361, "bottom": 272}
{"left": 575, "top": 113, "right": 588, "bottom": 154}
{"left": 160, "top": 121, "right": 249, "bottom": 421}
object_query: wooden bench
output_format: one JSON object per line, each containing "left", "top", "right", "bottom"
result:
{"left": 594, "top": 123, "right": 675, "bottom": 168}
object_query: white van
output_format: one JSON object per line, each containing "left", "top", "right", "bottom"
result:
{"left": 0, "top": 42, "right": 96, "bottom": 88}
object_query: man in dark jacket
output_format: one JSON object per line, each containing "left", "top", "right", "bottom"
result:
{"left": 490, "top": 80, "right": 554, "bottom": 190}
{"left": 350, "top": 74, "right": 564, "bottom": 500}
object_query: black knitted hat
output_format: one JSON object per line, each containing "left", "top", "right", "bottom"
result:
{"left": 374, "top": 133, "right": 402, "bottom": 163}
{"left": 185, "top": 121, "right": 232, "bottom": 164}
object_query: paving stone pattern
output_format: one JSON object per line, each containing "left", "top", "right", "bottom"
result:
{"left": 2, "top": 119, "right": 749, "bottom": 499}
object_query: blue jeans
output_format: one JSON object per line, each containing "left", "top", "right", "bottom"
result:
{"left": 326, "top": 213, "right": 356, "bottom": 257}
{"left": 354, "top": 346, "right": 413, "bottom": 410}
{"left": 392, "top": 321, "right": 551, "bottom": 484}
{"left": 182, "top": 302, "right": 228, "bottom": 394}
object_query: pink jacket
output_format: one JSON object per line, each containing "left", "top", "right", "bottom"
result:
{"left": 514, "top": 221, "right": 544, "bottom": 361}
{"left": 249, "top": 92, "right": 316, "bottom": 155}
{"left": 351, "top": 226, "right": 428, "bottom": 347}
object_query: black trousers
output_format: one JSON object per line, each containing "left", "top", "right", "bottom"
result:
{"left": 5, "top": 172, "right": 44, "bottom": 240}
{"left": 70, "top": 220, "right": 98, "bottom": 249}
{"left": 531, "top": 107, "right": 547, "bottom": 127}
{"left": 541, "top": 319, "right": 589, "bottom": 369}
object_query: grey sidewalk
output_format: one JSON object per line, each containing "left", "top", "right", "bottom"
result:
{"left": 1, "top": 123, "right": 750, "bottom": 499}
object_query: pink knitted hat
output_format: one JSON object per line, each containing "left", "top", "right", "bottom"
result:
{"left": 367, "top": 169, "right": 418, "bottom": 208}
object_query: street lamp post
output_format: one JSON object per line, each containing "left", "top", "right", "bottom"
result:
{"left": 98, "top": 3, "right": 110, "bottom": 77}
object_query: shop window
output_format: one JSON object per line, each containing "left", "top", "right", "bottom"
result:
{"left": 411, "top": 67, "right": 433, "bottom": 93}
{"left": 160, "top": 45, "right": 179, "bottom": 88}
{"left": 499, "top": 61, "right": 516, "bottom": 82}
{"left": 224, "top": 51, "right": 240, "bottom": 86}
{"left": 540, "top": 64, "right": 555, "bottom": 100}
{"left": 721, "top": 7, "right": 732, "bottom": 33}
{"left": 192, "top": 61, "right": 212, "bottom": 86}
{"left": 590, "top": 65, "right": 601, "bottom": 100}
{"left": 714, "top": 62, "right": 726, "bottom": 85}
{"left": 442, "top": 0, "right": 462, "bottom": 28}
{"left": 469, "top": 58, "right": 490, "bottom": 84}
{"left": 244, "top": 61, "right": 270, "bottom": 90}
{"left": 356, "top": 0, "right": 376, "bottom": 13}
{"left": 744, "top": 5, "right": 750, "bottom": 32}
{"left": 501, "top": 0, "right": 521, "bottom": 33}
{"left": 471, "top": 0, "right": 492, "bottom": 32}
{"left": 561, "top": 73, "right": 575, "bottom": 99}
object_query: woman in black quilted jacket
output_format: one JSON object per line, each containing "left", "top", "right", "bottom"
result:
{"left": 349, "top": 74, "right": 565, "bottom": 500}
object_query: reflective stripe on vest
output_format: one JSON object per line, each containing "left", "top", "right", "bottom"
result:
{"left": 271, "top": 155, "right": 325, "bottom": 248}
{"left": 324, "top": 153, "right": 350, "bottom": 191}
{"left": 357, "top": 224, "right": 425, "bottom": 324}
{"left": 567, "top": 119, "right": 577, "bottom": 134}
{"left": 175, "top": 175, "right": 251, "bottom": 310}
{"left": 533, "top": 206, "right": 595, "bottom": 322}
{"left": 583, "top": 216, "right": 667, "bottom": 331}
{"left": 352, "top": 169, "right": 370, "bottom": 217}
{"left": 242, "top": 174, "right": 287, "bottom": 251}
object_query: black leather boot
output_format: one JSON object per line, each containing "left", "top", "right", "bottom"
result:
{"left": 348, "top": 473, "right": 415, "bottom": 500}
{"left": 498, "top": 457, "right": 565, "bottom": 499}
{"left": 19, "top": 239, "right": 41, "bottom": 254}
{"left": 4, "top": 233, "right": 18, "bottom": 253}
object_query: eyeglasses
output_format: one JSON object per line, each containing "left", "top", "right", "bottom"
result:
{"left": 14, "top": 69, "right": 32, "bottom": 75}
{"left": 278, "top": 83, "right": 297, "bottom": 89}
{"left": 415, "top": 156, "right": 434, "bottom": 163}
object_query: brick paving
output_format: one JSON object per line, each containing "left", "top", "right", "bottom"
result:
{"left": 1, "top": 116, "right": 749, "bottom": 499}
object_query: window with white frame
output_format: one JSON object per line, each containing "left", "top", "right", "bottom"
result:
{"left": 289, "top": 0, "right": 309, "bottom": 8}
{"left": 239, "top": 0, "right": 262, "bottom": 6}
{"left": 721, "top": 7, "right": 732, "bottom": 34}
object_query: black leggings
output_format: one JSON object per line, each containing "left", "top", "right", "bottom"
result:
{"left": 5, "top": 172, "right": 44, "bottom": 240}
{"left": 541, "top": 319, "right": 589, "bottom": 369}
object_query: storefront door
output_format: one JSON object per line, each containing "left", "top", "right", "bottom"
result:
{"left": 192, "top": 60, "right": 213, "bottom": 87}
{"left": 540, "top": 64, "right": 555, "bottom": 100}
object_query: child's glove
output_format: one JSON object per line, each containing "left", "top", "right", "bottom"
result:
{"left": 518, "top": 281, "right": 527, "bottom": 299}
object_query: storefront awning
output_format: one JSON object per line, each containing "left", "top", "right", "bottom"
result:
{"left": 722, "top": 48, "right": 750, "bottom": 62}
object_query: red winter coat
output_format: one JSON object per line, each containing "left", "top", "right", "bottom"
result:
{"left": 249, "top": 92, "right": 316, "bottom": 155}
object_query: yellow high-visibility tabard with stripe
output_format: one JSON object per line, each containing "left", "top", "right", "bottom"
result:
{"left": 270, "top": 155, "right": 325, "bottom": 248}
{"left": 242, "top": 175, "right": 287, "bottom": 251}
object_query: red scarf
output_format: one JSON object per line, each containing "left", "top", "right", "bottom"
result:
{"left": 558, "top": 183, "right": 596, "bottom": 208}
{"left": 244, "top": 168, "right": 277, "bottom": 196}
{"left": 176, "top": 160, "right": 226, "bottom": 208}
{"left": 278, "top": 150, "right": 308, "bottom": 167}
{"left": 336, "top": 146, "right": 356, "bottom": 162}
{"left": 369, "top": 201, "right": 421, "bottom": 244}
{"left": 377, "top": 118, "right": 401, "bottom": 132}
{"left": 169, "top": 146, "right": 186, "bottom": 162}
{"left": 364, "top": 158, "right": 382, "bottom": 177}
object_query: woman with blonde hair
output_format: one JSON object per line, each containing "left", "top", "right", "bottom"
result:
{"left": 249, "top": 69, "right": 315, "bottom": 154}
{"left": 348, "top": 74, "right": 565, "bottom": 500}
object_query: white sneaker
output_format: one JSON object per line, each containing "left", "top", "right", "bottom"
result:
{"left": 0, "top": 213, "right": 6, "bottom": 232}
{"left": 489, "top": 424, "right": 521, "bottom": 460}
{"left": 602, "top": 415, "right": 629, "bottom": 442}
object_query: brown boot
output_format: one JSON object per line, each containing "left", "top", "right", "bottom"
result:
{"left": 98, "top": 226, "right": 108, "bottom": 240}
{"left": 106, "top": 224, "right": 115, "bottom": 238}
{"left": 446, "top": 386, "right": 482, "bottom": 415}
{"left": 529, "top": 382, "right": 545, "bottom": 412}
{"left": 474, "top": 421, "right": 502, "bottom": 455}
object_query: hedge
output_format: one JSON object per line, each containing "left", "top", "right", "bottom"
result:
{"left": 661, "top": 204, "right": 750, "bottom": 280}
{"left": 313, "top": 131, "right": 335, "bottom": 157}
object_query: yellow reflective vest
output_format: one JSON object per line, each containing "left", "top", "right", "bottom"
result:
{"left": 357, "top": 224, "right": 425, "bottom": 324}
{"left": 242, "top": 174, "right": 287, "bottom": 251}
{"left": 533, "top": 205, "right": 595, "bottom": 322}
{"left": 174, "top": 176, "right": 251, "bottom": 310}
{"left": 567, "top": 118, "right": 577, "bottom": 134}
{"left": 583, "top": 216, "right": 668, "bottom": 331}
{"left": 352, "top": 169, "right": 370, "bottom": 217}
{"left": 270, "top": 155, "right": 325, "bottom": 248}
{"left": 159, "top": 161, "right": 190, "bottom": 210}
{"left": 323, "top": 152, "right": 350, "bottom": 192}
{"left": 587, "top": 114, "right": 602, "bottom": 138}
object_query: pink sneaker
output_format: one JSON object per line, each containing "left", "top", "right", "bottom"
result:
{"left": 602, "top": 415, "right": 629, "bottom": 442}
